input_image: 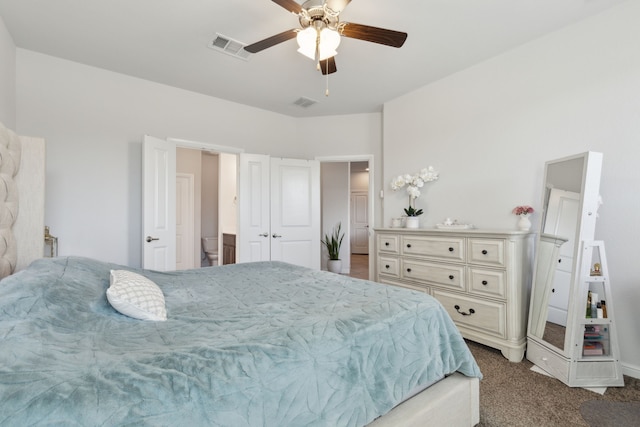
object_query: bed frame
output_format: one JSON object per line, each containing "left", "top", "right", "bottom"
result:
{"left": 0, "top": 121, "right": 45, "bottom": 276}
{"left": 3, "top": 122, "right": 480, "bottom": 427}
{"left": 370, "top": 373, "right": 479, "bottom": 426}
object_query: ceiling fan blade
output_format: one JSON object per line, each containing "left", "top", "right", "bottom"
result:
{"left": 272, "top": 0, "right": 303, "bottom": 14}
{"left": 325, "top": 0, "right": 352, "bottom": 14}
{"left": 320, "top": 56, "right": 337, "bottom": 75}
{"left": 244, "top": 29, "right": 298, "bottom": 53}
{"left": 339, "top": 22, "right": 407, "bottom": 48}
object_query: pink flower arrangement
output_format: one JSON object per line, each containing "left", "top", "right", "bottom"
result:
{"left": 512, "top": 205, "right": 534, "bottom": 216}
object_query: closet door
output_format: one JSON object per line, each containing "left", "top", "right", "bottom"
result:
{"left": 270, "top": 157, "right": 320, "bottom": 269}
{"left": 238, "top": 155, "right": 320, "bottom": 269}
{"left": 142, "top": 135, "right": 176, "bottom": 271}
{"left": 238, "top": 154, "right": 271, "bottom": 263}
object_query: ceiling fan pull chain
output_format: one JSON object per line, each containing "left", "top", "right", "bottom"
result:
{"left": 325, "top": 62, "right": 330, "bottom": 96}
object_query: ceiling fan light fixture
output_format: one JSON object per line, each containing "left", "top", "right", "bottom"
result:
{"left": 318, "top": 28, "right": 340, "bottom": 60}
{"left": 296, "top": 27, "right": 318, "bottom": 60}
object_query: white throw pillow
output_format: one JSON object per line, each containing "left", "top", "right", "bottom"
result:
{"left": 107, "top": 270, "right": 167, "bottom": 321}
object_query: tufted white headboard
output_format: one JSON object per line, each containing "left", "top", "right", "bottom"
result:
{"left": 0, "top": 122, "right": 21, "bottom": 277}
{"left": 0, "top": 121, "right": 45, "bottom": 278}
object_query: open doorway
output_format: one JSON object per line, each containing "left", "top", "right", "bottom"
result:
{"left": 349, "top": 161, "right": 370, "bottom": 280}
{"left": 176, "top": 147, "right": 237, "bottom": 270}
{"left": 319, "top": 157, "right": 373, "bottom": 280}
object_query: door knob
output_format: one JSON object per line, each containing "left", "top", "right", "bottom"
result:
{"left": 146, "top": 236, "right": 159, "bottom": 243}
{"left": 272, "top": 233, "right": 282, "bottom": 238}
{"left": 259, "top": 232, "right": 269, "bottom": 237}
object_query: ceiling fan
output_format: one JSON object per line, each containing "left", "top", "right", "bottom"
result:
{"left": 244, "top": 0, "right": 408, "bottom": 75}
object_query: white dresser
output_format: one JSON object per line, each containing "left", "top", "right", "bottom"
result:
{"left": 375, "top": 228, "right": 534, "bottom": 362}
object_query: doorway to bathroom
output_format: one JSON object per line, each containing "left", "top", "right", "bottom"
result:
{"left": 176, "top": 147, "right": 237, "bottom": 270}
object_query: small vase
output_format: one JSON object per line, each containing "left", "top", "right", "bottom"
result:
{"left": 517, "top": 214, "right": 532, "bottom": 231}
{"left": 327, "top": 259, "right": 342, "bottom": 274}
{"left": 405, "top": 217, "right": 420, "bottom": 229}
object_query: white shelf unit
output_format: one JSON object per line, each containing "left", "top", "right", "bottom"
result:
{"left": 568, "top": 240, "right": 623, "bottom": 387}
{"left": 528, "top": 240, "right": 624, "bottom": 387}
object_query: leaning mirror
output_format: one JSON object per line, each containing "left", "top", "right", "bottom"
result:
{"left": 527, "top": 152, "right": 602, "bottom": 355}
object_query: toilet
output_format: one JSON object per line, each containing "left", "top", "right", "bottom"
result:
{"left": 201, "top": 237, "right": 219, "bottom": 266}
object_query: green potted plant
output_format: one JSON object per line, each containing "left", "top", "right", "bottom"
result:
{"left": 322, "top": 222, "right": 344, "bottom": 273}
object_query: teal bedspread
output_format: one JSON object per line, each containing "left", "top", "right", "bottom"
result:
{"left": 0, "top": 257, "right": 481, "bottom": 426}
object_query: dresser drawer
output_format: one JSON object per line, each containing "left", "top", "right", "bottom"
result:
{"left": 401, "top": 236, "right": 465, "bottom": 262}
{"left": 468, "top": 238, "right": 505, "bottom": 267}
{"left": 378, "top": 277, "right": 429, "bottom": 294}
{"left": 433, "top": 290, "right": 506, "bottom": 338}
{"left": 378, "top": 234, "right": 399, "bottom": 254}
{"left": 468, "top": 267, "right": 506, "bottom": 299}
{"left": 401, "top": 259, "right": 464, "bottom": 290}
{"left": 378, "top": 256, "right": 399, "bottom": 277}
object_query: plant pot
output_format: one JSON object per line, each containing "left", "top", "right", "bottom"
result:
{"left": 327, "top": 259, "right": 342, "bottom": 274}
{"left": 405, "top": 217, "right": 420, "bottom": 229}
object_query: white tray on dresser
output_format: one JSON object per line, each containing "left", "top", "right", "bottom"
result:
{"left": 375, "top": 227, "right": 535, "bottom": 362}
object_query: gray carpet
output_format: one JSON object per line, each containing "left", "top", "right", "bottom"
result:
{"left": 466, "top": 340, "right": 640, "bottom": 426}
{"left": 580, "top": 400, "right": 640, "bottom": 427}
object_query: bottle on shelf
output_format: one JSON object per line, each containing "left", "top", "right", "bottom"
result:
{"left": 596, "top": 302, "right": 603, "bottom": 318}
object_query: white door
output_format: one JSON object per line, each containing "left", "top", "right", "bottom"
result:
{"left": 238, "top": 155, "right": 320, "bottom": 269}
{"left": 142, "top": 135, "right": 176, "bottom": 271}
{"left": 350, "top": 191, "right": 369, "bottom": 254}
{"left": 544, "top": 188, "right": 580, "bottom": 326}
{"left": 176, "top": 173, "right": 195, "bottom": 270}
{"left": 270, "top": 158, "right": 320, "bottom": 269}
{"left": 238, "top": 153, "right": 271, "bottom": 263}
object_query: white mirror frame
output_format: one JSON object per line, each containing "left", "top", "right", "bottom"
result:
{"left": 527, "top": 151, "right": 603, "bottom": 356}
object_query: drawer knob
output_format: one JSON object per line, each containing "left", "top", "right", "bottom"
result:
{"left": 385, "top": 242, "right": 390, "bottom": 246}
{"left": 482, "top": 280, "right": 488, "bottom": 285}
{"left": 449, "top": 275, "right": 455, "bottom": 280}
{"left": 482, "top": 249, "right": 488, "bottom": 255}
{"left": 406, "top": 268, "right": 412, "bottom": 273}
{"left": 454, "top": 305, "right": 476, "bottom": 316}
{"left": 448, "top": 247, "right": 454, "bottom": 252}
{"left": 407, "top": 244, "right": 412, "bottom": 248}
{"left": 385, "top": 265, "right": 390, "bottom": 269}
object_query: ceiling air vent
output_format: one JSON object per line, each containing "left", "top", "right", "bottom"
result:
{"left": 209, "top": 34, "right": 252, "bottom": 61}
{"left": 293, "top": 97, "right": 318, "bottom": 108}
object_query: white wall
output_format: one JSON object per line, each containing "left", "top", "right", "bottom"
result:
{"left": 383, "top": 1, "right": 640, "bottom": 376}
{"left": 0, "top": 15, "right": 15, "bottom": 128}
{"left": 299, "top": 113, "right": 383, "bottom": 226}
{"left": 15, "top": 50, "right": 300, "bottom": 267}
{"left": 351, "top": 169, "right": 369, "bottom": 192}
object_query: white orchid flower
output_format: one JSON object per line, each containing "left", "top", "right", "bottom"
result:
{"left": 390, "top": 166, "right": 439, "bottom": 202}
{"left": 407, "top": 186, "right": 421, "bottom": 199}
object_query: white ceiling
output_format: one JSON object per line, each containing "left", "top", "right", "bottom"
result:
{"left": 0, "top": 0, "right": 629, "bottom": 118}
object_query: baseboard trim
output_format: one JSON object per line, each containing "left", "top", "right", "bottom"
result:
{"left": 622, "top": 362, "right": 640, "bottom": 380}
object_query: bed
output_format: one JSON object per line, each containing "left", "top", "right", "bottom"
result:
{"left": 0, "top": 256, "right": 481, "bottom": 426}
